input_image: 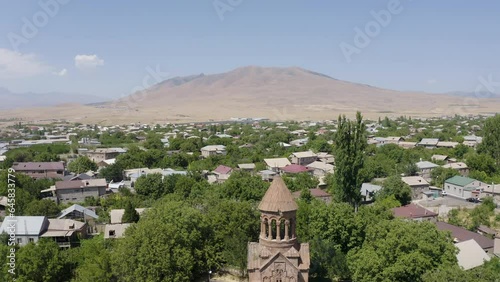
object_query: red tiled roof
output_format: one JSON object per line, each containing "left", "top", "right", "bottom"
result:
{"left": 281, "top": 164, "right": 310, "bottom": 174}
{"left": 213, "top": 165, "right": 232, "bottom": 175}
{"left": 392, "top": 203, "right": 437, "bottom": 219}
{"left": 436, "top": 222, "right": 494, "bottom": 250}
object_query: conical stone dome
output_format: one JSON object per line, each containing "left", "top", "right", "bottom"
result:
{"left": 258, "top": 176, "right": 298, "bottom": 213}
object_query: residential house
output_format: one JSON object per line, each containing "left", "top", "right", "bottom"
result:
{"left": 104, "top": 223, "right": 131, "bottom": 239}
{"left": 289, "top": 151, "right": 317, "bottom": 166}
{"left": 398, "top": 141, "right": 417, "bottom": 149}
{"left": 436, "top": 222, "right": 494, "bottom": 253}
{"left": 415, "top": 160, "right": 439, "bottom": 182}
{"left": 82, "top": 148, "right": 126, "bottom": 163}
{"left": 392, "top": 204, "right": 438, "bottom": 222}
{"left": 57, "top": 204, "right": 98, "bottom": 221}
{"left": 237, "top": 163, "right": 256, "bottom": 172}
{"left": 360, "top": 183, "right": 382, "bottom": 202}
{"left": 124, "top": 168, "right": 187, "bottom": 183}
{"left": 55, "top": 178, "right": 107, "bottom": 204}
{"left": 290, "top": 137, "right": 309, "bottom": 147}
{"left": 455, "top": 240, "right": 491, "bottom": 270}
{"left": 292, "top": 188, "right": 332, "bottom": 203}
{"left": 442, "top": 162, "right": 469, "bottom": 176}
{"left": 200, "top": 145, "right": 227, "bottom": 158}
{"left": 436, "top": 141, "right": 459, "bottom": 149}
{"left": 0, "top": 216, "right": 49, "bottom": 246}
{"left": 264, "top": 158, "right": 291, "bottom": 172}
{"left": 316, "top": 152, "right": 334, "bottom": 164}
{"left": 41, "top": 219, "right": 88, "bottom": 248}
{"left": 12, "top": 162, "right": 65, "bottom": 180}
{"left": 385, "top": 136, "right": 405, "bottom": 144}
{"left": 96, "top": 158, "right": 116, "bottom": 169}
{"left": 401, "top": 176, "right": 430, "bottom": 199}
{"left": 463, "top": 135, "right": 483, "bottom": 148}
{"left": 431, "top": 154, "right": 449, "bottom": 163}
{"left": 258, "top": 170, "right": 277, "bottom": 181}
{"left": 212, "top": 165, "right": 233, "bottom": 183}
{"left": 280, "top": 164, "right": 312, "bottom": 175}
{"left": 418, "top": 138, "right": 439, "bottom": 148}
{"left": 110, "top": 208, "right": 148, "bottom": 224}
{"left": 443, "top": 176, "right": 483, "bottom": 199}
{"left": 306, "top": 161, "right": 334, "bottom": 178}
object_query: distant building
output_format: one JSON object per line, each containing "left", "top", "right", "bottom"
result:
{"left": 55, "top": 179, "right": 107, "bottom": 204}
{"left": 401, "top": 176, "right": 430, "bottom": 199}
{"left": 443, "top": 176, "right": 483, "bottom": 199}
{"left": 12, "top": 162, "right": 65, "bottom": 180}
{"left": 292, "top": 188, "right": 332, "bottom": 203}
{"left": 415, "top": 161, "right": 439, "bottom": 182}
{"left": 442, "top": 162, "right": 469, "bottom": 176}
{"left": 418, "top": 138, "right": 439, "bottom": 149}
{"left": 435, "top": 222, "right": 494, "bottom": 253}
{"left": 392, "top": 204, "right": 438, "bottom": 222}
{"left": 264, "top": 158, "right": 291, "bottom": 173}
{"left": 200, "top": 145, "right": 227, "bottom": 158}
{"left": 360, "top": 183, "right": 382, "bottom": 202}
{"left": 289, "top": 151, "right": 317, "bottom": 166}
{"left": 0, "top": 216, "right": 49, "bottom": 246}
{"left": 82, "top": 148, "right": 125, "bottom": 163}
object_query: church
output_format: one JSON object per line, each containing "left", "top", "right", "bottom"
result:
{"left": 247, "top": 176, "right": 310, "bottom": 281}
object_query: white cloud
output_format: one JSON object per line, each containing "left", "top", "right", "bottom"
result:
{"left": 0, "top": 48, "right": 51, "bottom": 79}
{"left": 53, "top": 68, "right": 67, "bottom": 76}
{"left": 74, "top": 54, "right": 104, "bottom": 69}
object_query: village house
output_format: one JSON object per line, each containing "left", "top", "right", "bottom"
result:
{"left": 41, "top": 219, "right": 88, "bottom": 248}
{"left": 292, "top": 188, "right": 332, "bottom": 203}
{"left": 436, "top": 141, "right": 459, "bottom": 149}
{"left": 415, "top": 160, "right": 439, "bottom": 182}
{"left": 289, "top": 151, "right": 317, "bottom": 166}
{"left": 401, "top": 176, "right": 430, "bottom": 199}
{"left": 455, "top": 239, "right": 491, "bottom": 270}
{"left": 54, "top": 179, "right": 107, "bottom": 204}
{"left": 200, "top": 145, "right": 227, "bottom": 158}
{"left": 237, "top": 163, "right": 256, "bottom": 172}
{"left": 306, "top": 161, "right": 334, "bottom": 178}
{"left": 360, "top": 183, "right": 382, "bottom": 202}
{"left": 442, "top": 162, "right": 469, "bottom": 176}
{"left": 57, "top": 204, "right": 98, "bottom": 221}
{"left": 316, "top": 152, "right": 334, "bottom": 164}
{"left": 443, "top": 176, "right": 484, "bottom": 199}
{"left": 12, "top": 162, "right": 65, "bottom": 180}
{"left": 280, "top": 164, "right": 312, "bottom": 175}
{"left": 264, "top": 158, "right": 291, "bottom": 172}
{"left": 392, "top": 204, "right": 438, "bottom": 222}
{"left": 463, "top": 135, "right": 483, "bottom": 148}
{"left": 435, "top": 222, "right": 494, "bottom": 253}
{"left": 431, "top": 154, "right": 449, "bottom": 163}
{"left": 417, "top": 138, "right": 439, "bottom": 149}
{"left": 110, "top": 208, "right": 148, "bottom": 224}
{"left": 397, "top": 141, "right": 417, "bottom": 149}
{"left": 82, "top": 148, "right": 126, "bottom": 163}
{"left": 0, "top": 216, "right": 49, "bottom": 246}
{"left": 104, "top": 223, "right": 130, "bottom": 239}
{"left": 211, "top": 165, "right": 233, "bottom": 183}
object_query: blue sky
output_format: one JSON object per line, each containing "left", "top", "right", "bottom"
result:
{"left": 0, "top": 0, "right": 499, "bottom": 98}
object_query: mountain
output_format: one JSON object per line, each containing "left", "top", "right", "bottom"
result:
{"left": 445, "top": 91, "right": 500, "bottom": 99}
{"left": 0, "top": 87, "right": 107, "bottom": 110}
{"left": 1, "top": 66, "right": 499, "bottom": 124}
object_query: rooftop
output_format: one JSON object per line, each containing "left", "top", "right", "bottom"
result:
{"left": 435, "top": 222, "right": 494, "bottom": 250}
{"left": 392, "top": 204, "right": 437, "bottom": 219}
{"left": 445, "top": 175, "right": 476, "bottom": 187}
{"left": 258, "top": 176, "right": 298, "bottom": 213}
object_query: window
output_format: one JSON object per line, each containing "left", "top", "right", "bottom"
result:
{"left": 16, "top": 238, "right": 22, "bottom": 244}
{"left": 109, "top": 230, "right": 115, "bottom": 237}
{"left": 29, "top": 238, "right": 34, "bottom": 243}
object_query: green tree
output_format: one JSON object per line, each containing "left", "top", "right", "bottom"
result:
{"left": 134, "top": 173, "right": 165, "bottom": 198}
{"left": 111, "top": 200, "right": 218, "bottom": 281}
{"left": 376, "top": 175, "right": 412, "bottom": 206}
{"left": 478, "top": 114, "right": 500, "bottom": 166}
{"left": 122, "top": 200, "right": 140, "bottom": 223}
{"left": 330, "top": 112, "right": 367, "bottom": 206}
{"left": 347, "top": 220, "right": 457, "bottom": 282}
{"left": 99, "top": 163, "right": 124, "bottom": 182}
{"left": 68, "top": 156, "right": 98, "bottom": 174}
{"left": 16, "top": 239, "right": 71, "bottom": 282}
{"left": 72, "top": 235, "right": 114, "bottom": 282}
{"left": 24, "top": 199, "right": 61, "bottom": 217}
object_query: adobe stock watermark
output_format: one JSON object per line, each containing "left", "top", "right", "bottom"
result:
{"left": 7, "top": 0, "right": 72, "bottom": 51}
{"left": 213, "top": 0, "right": 243, "bottom": 21}
{"left": 6, "top": 168, "right": 17, "bottom": 279}
{"left": 459, "top": 74, "right": 500, "bottom": 113}
{"left": 109, "top": 65, "right": 171, "bottom": 117}
{"left": 339, "top": 0, "right": 409, "bottom": 63}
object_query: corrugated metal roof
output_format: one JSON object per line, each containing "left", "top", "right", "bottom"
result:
{"left": 0, "top": 216, "right": 47, "bottom": 235}
{"left": 445, "top": 175, "right": 475, "bottom": 187}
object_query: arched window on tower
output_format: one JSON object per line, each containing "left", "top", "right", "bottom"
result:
{"left": 279, "top": 219, "right": 286, "bottom": 240}
{"left": 271, "top": 219, "right": 277, "bottom": 240}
